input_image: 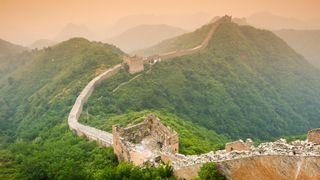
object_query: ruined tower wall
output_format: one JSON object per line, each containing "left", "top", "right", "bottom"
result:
{"left": 173, "top": 155, "right": 320, "bottom": 180}
{"left": 308, "top": 128, "right": 320, "bottom": 144}
{"left": 146, "top": 116, "right": 179, "bottom": 153}
{"left": 123, "top": 56, "right": 144, "bottom": 74}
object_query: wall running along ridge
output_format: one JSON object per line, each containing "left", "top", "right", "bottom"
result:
{"left": 67, "top": 15, "right": 320, "bottom": 179}
{"left": 67, "top": 16, "right": 230, "bottom": 143}
{"left": 68, "top": 64, "right": 122, "bottom": 146}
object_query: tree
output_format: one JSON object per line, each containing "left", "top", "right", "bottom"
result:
{"left": 198, "top": 162, "right": 226, "bottom": 180}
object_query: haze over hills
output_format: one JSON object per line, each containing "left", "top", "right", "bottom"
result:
{"left": 106, "top": 24, "right": 186, "bottom": 53}
{"left": 0, "top": 39, "right": 29, "bottom": 77}
{"left": 54, "top": 23, "right": 94, "bottom": 42}
{"left": 0, "top": 39, "right": 27, "bottom": 57}
{"left": 83, "top": 20, "right": 320, "bottom": 141}
{"left": 28, "top": 39, "right": 57, "bottom": 50}
{"left": 133, "top": 23, "right": 213, "bottom": 56}
{"left": 247, "top": 12, "right": 320, "bottom": 30}
{"left": 105, "top": 13, "right": 212, "bottom": 38}
{"left": 274, "top": 29, "right": 320, "bottom": 69}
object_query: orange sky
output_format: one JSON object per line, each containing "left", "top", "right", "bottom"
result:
{"left": 1, "top": 0, "right": 320, "bottom": 45}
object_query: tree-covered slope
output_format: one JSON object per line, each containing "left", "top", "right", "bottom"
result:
{"left": 0, "top": 39, "right": 29, "bottom": 77}
{"left": 81, "top": 22, "right": 320, "bottom": 141}
{"left": 0, "top": 37, "right": 228, "bottom": 179}
{"left": 0, "top": 38, "right": 123, "bottom": 141}
{"left": 133, "top": 23, "right": 212, "bottom": 56}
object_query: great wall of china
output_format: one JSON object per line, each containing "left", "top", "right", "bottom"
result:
{"left": 68, "top": 16, "right": 320, "bottom": 179}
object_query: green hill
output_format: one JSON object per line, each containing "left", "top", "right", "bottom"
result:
{"left": 0, "top": 39, "right": 26, "bottom": 57}
{"left": 0, "top": 37, "right": 228, "bottom": 179}
{"left": 133, "top": 23, "right": 212, "bottom": 56}
{"left": 0, "top": 39, "right": 28, "bottom": 77}
{"left": 81, "top": 22, "right": 320, "bottom": 141}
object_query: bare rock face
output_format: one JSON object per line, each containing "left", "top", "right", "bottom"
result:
{"left": 219, "top": 155, "right": 320, "bottom": 180}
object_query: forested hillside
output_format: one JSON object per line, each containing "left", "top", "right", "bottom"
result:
{"left": 81, "top": 22, "right": 320, "bottom": 141}
{"left": 0, "top": 39, "right": 29, "bottom": 77}
{"left": 0, "top": 37, "right": 229, "bottom": 179}
{"left": 0, "top": 38, "right": 127, "bottom": 179}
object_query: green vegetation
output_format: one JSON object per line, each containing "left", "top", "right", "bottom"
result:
{"left": 133, "top": 23, "right": 212, "bottom": 56}
{"left": 82, "top": 22, "right": 320, "bottom": 141}
{"left": 94, "top": 162, "right": 173, "bottom": 180}
{"left": 80, "top": 110, "right": 228, "bottom": 154}
{"left": 198, "top": 162, "right": 226, "bottom": 180}
{"left": 2, "top": 20, "right": 320, "bottom": 179}
{"left": 0, "top": 39, "right": 29, "bottom": 77}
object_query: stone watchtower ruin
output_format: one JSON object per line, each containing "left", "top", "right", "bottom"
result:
{"left": 308, "top": 128, "right": 320, "bottom": 144}
{"left": 112, "top": 115, "right": 179, "bottom": 165}
{"left": 123, "top": 55, "right": 144, "bottom": 74}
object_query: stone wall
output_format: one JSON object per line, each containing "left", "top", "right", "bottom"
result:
{"left": 144, "top": 15, "right": 232, "bottom": 63}
{"left": 68, "top": 64, "right": 122, "bottom": 147}
{"left": 225, "top": 139, "right": 253, "bottom": 152}
{"left": 123, "top": 56, "right": 144, "bottom": 74}
{"left": 112, "top": 115, "right": 179, "bottom": 165}
{"left": 308, "top": 128, "right": 320, "bottom": 144}
{"left": 146, "top": 115, "right": 179, "bottom": 153}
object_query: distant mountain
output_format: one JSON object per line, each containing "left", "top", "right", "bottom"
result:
{"left": 54, "top": 23, "right": 93, "bottom": 42}
{"left": 133, "top": 22, "right": 213, "bottom": 56}
{"left": 28, "top": 39, "right": 57, "bottom": 50}
{"left": 0, "top": 39, "right": 26, "bottom": 57}
{"left": 247, "top": 12, "right": 320, "bottom": 30}
{"left": 106, "top": 24, "right": 186, "bottom": 53}
{"left": 274, "top": 29, "right": 320, "bottom": 68}
{"left": 106, "top": 13, "right": 212, "bottom": 38}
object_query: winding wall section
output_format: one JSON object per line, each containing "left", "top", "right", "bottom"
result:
{"left": 67, "top": 15, "right": 320, "bottom": 179}
{"left": 68, "top": 64, "right": 122, "bottom": 146}
{"left": 67, "top": 16, "right": 229, "bottom": 147}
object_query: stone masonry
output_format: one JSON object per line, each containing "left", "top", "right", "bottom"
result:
{"left": 123, "top": 55, "right": 144, "bottom": 74}
{"left": 225, "top": 138, "right": 253, "bottom": 152}
{"left": 308, "top": 128, "right": 320, "bottom": 144}
{"left": 112, "top": 115, "right": 179, "bottom": 165}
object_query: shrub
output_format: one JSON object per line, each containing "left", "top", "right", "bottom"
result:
{"left": 198, "top": 162, "right": 226, "bottom": 180}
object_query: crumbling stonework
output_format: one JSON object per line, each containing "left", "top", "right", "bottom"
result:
{"left": 112, "top": 115, "right": 179, "bottom": 165}
{"left": 308, "top": 128, "right": 320, "bottom": 144}
{"left": 123, "top": 55, "right": 144, "bottom": 74}
{"left": 225, "top": 138, "right": 253, "bottom": 152}
{"left": 173, "top": 138, "right": 320, "bottom": 179}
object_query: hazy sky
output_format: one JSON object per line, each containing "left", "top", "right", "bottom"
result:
{"left": 1, "top": 0, "right": 320, "bottom": 45}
